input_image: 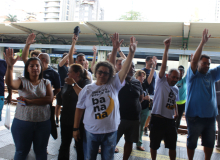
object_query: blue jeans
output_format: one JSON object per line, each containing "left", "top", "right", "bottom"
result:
{"left": 11, "top": 118, "right": 51, "bottom": 160}
{"left": 186, "top": 116, "right": 216, "bottom": 149}
{"left": 83, "top": 130, "right": 117, "bottom": 160}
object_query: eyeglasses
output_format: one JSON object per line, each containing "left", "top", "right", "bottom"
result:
{"left": 97, "top": 70, "right": 110, "bottom": 76}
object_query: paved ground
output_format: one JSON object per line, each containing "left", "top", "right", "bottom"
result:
{"left": 0, "top": 105, "right": 220, "bottom": 160}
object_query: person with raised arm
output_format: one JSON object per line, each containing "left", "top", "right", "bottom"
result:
{"left": 185, "top": 29, "right": 220, "bottom": 160}
{"left": 5, "top": 48, "right": 53, "bottom": 160}
{"left": 72, "top": 33, "right": 137, "bottom": 160}
{"left": 149, "top": 38, "right": 179, "bottom": 160}
{"left": 90, "top": 46, "right": 97, "bottom": 73}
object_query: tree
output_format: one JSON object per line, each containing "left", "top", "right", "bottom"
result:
{"left": 119, "top": 10, "right": 143, "bottom": 20}
{"left": 5, "top": 14, "right": 18, "bottom": 22}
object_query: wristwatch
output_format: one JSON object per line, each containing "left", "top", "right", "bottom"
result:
{"left": 119, "top": 50, "right": 122, "bottom": 52}
{"left": 72, "top": 83, "right": 76, "bottom": 87}
{"left": 73, "top": 128, "right": 79, "bottom": 131}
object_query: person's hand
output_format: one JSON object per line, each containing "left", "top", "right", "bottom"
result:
{"left": 26, "top": 33, "right": 36, "bottom": 45}
{"left": 73, "top": 130, "right": 81, "bottom": 141}
{"left": 93, "top": 46, "right": 97, "bottom": 53}
{"left": 152, "top": 56, "right": 157, "bottom": 68}
{"left": 6, "top": 94, "right": 12, "bottom": 104}
{"left": 201, "top": 28, "right": 211, "bottom": 45}
{"left": 72, "top": 34, "right": 78, "bottom": 44}
{"left": 4, "top": 48, "right": 18, "bottom": 67}
{"left": 110, "top": 32, "right": 124, "bottom": 50}
{"left": 65, "top": 77, "right": 76, "bottom": 85}
{"left": 144, "top": 95, "right": 150, "bottom": 101}
{"left": 129, "top": 36, "right": 138, "bottom": 54}
{"left": 164, "top": 37, "right": 171, "bottom": 48}
{"left": 174, "top": 114, "right": 179, "bottom": 121}
{"left": 17, "top": 96, "right": 31, "bottom": 105}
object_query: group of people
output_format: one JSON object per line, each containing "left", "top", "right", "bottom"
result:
{"left": 0, "top": 28, "right": 219, "bottom": 160}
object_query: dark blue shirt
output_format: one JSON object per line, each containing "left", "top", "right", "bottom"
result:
{"left": 142, "top": 68, "right": 157, "bottom": 95}
{"left": 43, "top": 66, "right": 61, "bottom": 89}
{"left": 0, "top": 59, "right": 7, "bottom": 96}
{"left": 58, "top": 64, "right": 68, "bottom": 87}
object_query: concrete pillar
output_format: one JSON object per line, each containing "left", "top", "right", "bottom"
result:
{"left": 179, "top": 55, "right": 189, "bottom": 74}
{"left": 0, "top": 47, "right": 4, "bottom": 59}
{"left": 97, "top": 50, "right": 107, "bottom": 62}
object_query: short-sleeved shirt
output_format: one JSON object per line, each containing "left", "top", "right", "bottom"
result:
{"left": 76, "top": 73, "right": 124, "bottom": 134}
{"left": 43, "top": 66, "right": 61, "bottom": 89}
{"left": 0, "top": 59, "right": 7, "bottom": 96}
{"left": 151, "top": 75, "right": 179, "bottom": 119}
{"left": 58, "top": 64, "right": 68, "bottom": 87}
{"left": 141, "top": 68, "right": 157, "bottom": 95}
{"left": 119, "top": 77, "right": 143, "bottom": 120}
{"left": 87, "top": 70, "right": 93, "bottom": 83}
{"left": 186, "top": 66, "right": 220, "bottom": 118}
{"left": 176, "top": 76, "right": 187, "bottom": 105}
{"left": 15, "top": 77, "right": 50, "bottom": 122}
{"left": 61, "top": 79, "right": 91, "bottom": 125}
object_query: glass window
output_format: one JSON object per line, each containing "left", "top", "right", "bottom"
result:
{"left": 67, "top": 11, "right": 69, "bottom": 15}
{"left": 67, "top": 5, "right": 69, "bottom": 10}
{"left": 66, "top": 16, "right": 68, "bottom": 20}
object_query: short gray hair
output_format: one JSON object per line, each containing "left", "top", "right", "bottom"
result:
{"left": 168, "top": 68, "right": 179, "bottom": 75}
{"left": 121, "top": 59, "right": 135, "bottom": 66}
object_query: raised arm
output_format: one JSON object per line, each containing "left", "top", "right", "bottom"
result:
{"left": 22, "top": 33, "right": 36, "bottom": 64}
{"left": 191, "top": 29, "right": 211, "bottom": 73}
{"left": 69, "top": 34, "right": 78, "bottom": 65}
{"left": 4, "top": 48, "right": 21, "bottom": 90}
{"left": 109, "top": 33, "right": 124, "bottom": 66}
{"left": 59, "top": 53, "right": 69, "bottom": 67}
{"left": 118, "top": 36, "right": 137, "bottom": 83}
{"left": 147, "top": 56, "right": 157, "bottom": 84}
{"left": 159, "top": 38, "right": 171, "bottom": 78}
{"left": 91, "top": 46, "right": 97, "bottom": 73}
{"left": 118, "top": 47, "right": 127, "bottom": 59}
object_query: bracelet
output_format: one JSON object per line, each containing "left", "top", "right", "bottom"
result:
{"left": 73, "top": 128, "right": 79, "bottom": 131}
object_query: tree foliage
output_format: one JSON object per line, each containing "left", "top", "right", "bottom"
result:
{"left": 119, "top": 10, "right": 142, "bottom": 20}
{"left": 5, "top": 14, "right": 17, "bottom": 22}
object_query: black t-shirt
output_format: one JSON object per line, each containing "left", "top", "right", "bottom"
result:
{"left": 58, "top": 64, "right": 68, "bottom": 87}
{"left": 43, "top": 66, "right": 61, "bottom": 89}
{"left": 119, "top": 77, "right": 143, "bottom": 120}
{"left": 141, "top": 68, "right": 157, "bottom": 95}
{"left": 60, "top": 79, "right": 91, "bottom": 125}
{"left": 0, "top": 59, "right": 6, "bottom": 96}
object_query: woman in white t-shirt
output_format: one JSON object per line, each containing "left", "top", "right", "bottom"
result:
{"left": 73, "top": 35, "right": 138, "bottom": 160}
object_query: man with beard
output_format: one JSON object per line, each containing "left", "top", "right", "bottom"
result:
{"left": 117, "top": 59, "right": 143, "bottom": 160}
{"left": 150, "top": 37, "right": 179, "bottom": 160}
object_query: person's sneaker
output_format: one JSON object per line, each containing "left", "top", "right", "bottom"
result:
{"left": 216, "top": 145, "right": 220, "bottom": 150}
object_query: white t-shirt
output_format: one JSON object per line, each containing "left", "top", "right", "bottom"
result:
{"left": 87, "top": 70, "right": 93, "bottom": 83}
{"left": 151, "top": 75, "right": 179, "bottom": 119}
{"left": 76, "top": 73, "right": 124, "bottom": 134}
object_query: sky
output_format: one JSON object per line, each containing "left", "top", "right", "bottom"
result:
{"left": 0, "top": 0, "right": 217, "bottom": 22}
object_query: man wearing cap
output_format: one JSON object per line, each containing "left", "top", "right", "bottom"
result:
{"left": 175, "top": 65, "right": 187, "bottom": 129}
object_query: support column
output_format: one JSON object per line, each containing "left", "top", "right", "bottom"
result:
{"left": 0, "top": 47, "right": 4, "bottom": 59}
{"left": 179, "top": 55, "right": 189, "bottom": 71}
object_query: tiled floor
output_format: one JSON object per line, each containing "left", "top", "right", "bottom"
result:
{"left": 0, "top": 105, "right": 220, "bottom": 160}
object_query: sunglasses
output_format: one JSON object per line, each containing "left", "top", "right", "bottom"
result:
{"left": 97, "top": 70, "right": 110, "bottom": 76}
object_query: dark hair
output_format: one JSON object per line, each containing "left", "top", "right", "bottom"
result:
{"left": 69, "top": 63, "right": 90, "bottom": 80}
{"left": 168, "top": 68, "right": 179, "bottom": 76}
{"left": 24, "top": 57, "right": 43, "bottom": 80}
{"left": 62, "top": 53, "right": 68, "bottom": 59}
{"left": 146, "top": 56, "right": 152, "bottom": 61}
{"left": 200, "top": 54, "right": 210, "bottom": 60}
{"left": 135, "top": 70, "right": 146, "bottom": 78}
{"left": 94, "top": 61, "right": 115, "bottom": 82}
{"left": 76, "top": 53, "right": 85, "bottom": 60}
{"left": 30, "top": 50, "right": 41, "bottom": 57}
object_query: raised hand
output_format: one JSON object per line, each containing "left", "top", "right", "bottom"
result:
{"left": 201, "top": 28, "right": 211, "bottom": 45}
{"left": 110, "top": 33, "right": 124, "bottom": 49}
{"left": 26, "top": 33, "right": 36, "bottom": 45}
{"left": 152, "top": 56, "right": 157, "bottom": 68}
{"left": 129, "top": 36, "right": 138, "bottom": 54}
{"left": 4, "top": 48, "right": 18, "bottom": 67}
{"left": 164, "top": 37, "right": 171, "bottom": 48}
{"left": 72, "top": 34, "right": 78, "bottom": 44}
{"left": 93, "top": 46, "right": 97, "bottom": 53}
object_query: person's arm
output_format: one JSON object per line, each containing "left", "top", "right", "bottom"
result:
{"left": 91, "top": 46, "right": 97, "bottom": 73}
{"left": 73, "top": 108, "right": 85, "bottom": 141}
{"left": 69, "top": 34, "right": 78, "bottom": 65}
{"left": 6, "top": 87, "right": 12, "bottom": 103}
{"left": 118, "top": 47, "right": 126, "bottom": 59}
{"left": 18, "top": 82, "right": 53, "bottom": 105}
{"left": 109, "top": 33, "right": 124, "bottom": 67}
{"left": 139, "top": 94, "right": 144, "bottom": 102}
{"left": 22, "top": 33, "right": 36, "bottom": 64}
{"left": 174, "top": 104, "right": 179, "bottom": 120}
{"left": 147, "top": 56, "right": 157, "bottom": 84}
{"left": 191, "top": 29, "right": 211, "bottom": 74}
{"left": 53, "top": 88, "right": 61, "bottom": 96}
{"left": 4, "top": 48, "right": 21, "bottom": 90}
{"left": 159, "top": 38, "right": 171, "bottom": 78}
{"left": 118, "top": 36, "right": 137, "bottom": 83}
{"left": 59, "top": 53, "right": 69, "bottom": 67}
{"left": 65, "top": 77, "right": 82, "bottom": 95}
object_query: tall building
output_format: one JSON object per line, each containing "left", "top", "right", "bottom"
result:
{"left": 215, "top": 0, "right": 220, "bottom": 21}
{"left": 44, "top": 0, "right": 104, "bottom": 22}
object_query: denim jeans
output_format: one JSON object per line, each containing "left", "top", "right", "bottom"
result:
{"left": 11, "top": 118, "right": 51, "bottom": 160}
{"left": 83, "top": 130, "right": 117, "bottom": 160}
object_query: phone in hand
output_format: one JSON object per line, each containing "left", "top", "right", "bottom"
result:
{"left": 74, "top": 26, "right": 81, "bottom": 37}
